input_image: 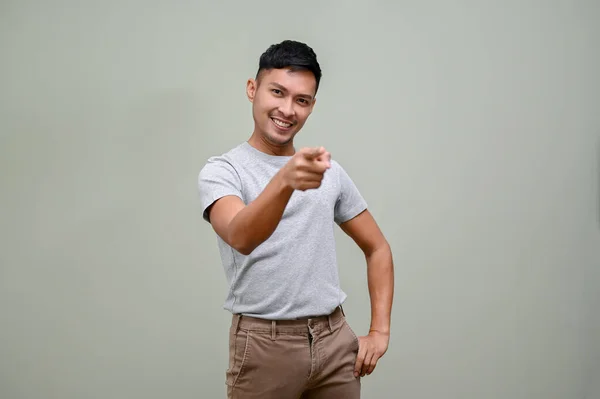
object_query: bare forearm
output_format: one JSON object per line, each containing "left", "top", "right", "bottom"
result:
{"left": 366, "top": 242, "right": 394, "bottom": 333}
{"left": 222, "top": 147, "right": 330, "bottom": 255}
{"left": 227, "top": 171, "right": 294, "bottom": 255}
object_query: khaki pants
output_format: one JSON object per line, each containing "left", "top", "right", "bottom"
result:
{"left": 226, "top": 306, "right": 361, "bottom": 398}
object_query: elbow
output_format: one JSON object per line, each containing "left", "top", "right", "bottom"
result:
{"left": 365, "top": 239, "right": 391, "bottom": 258}
{"left": 227, "top": 231, "right": 255, "bottom": 256}
{"left": 235, "top": 245, "right": 254, "bottom": 256}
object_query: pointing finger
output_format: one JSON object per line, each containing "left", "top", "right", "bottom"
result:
{"left": 303, "top": 146, "right": 325, "bottom": 160}
{"left": 317, "top": 151, "right": 331, "bottom": 168}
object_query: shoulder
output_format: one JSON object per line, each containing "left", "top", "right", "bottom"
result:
{"left": 328, "top": 158, "right": 354, "bottom": 180}
{"left": 197, "top": 144, "right": 248, "bottom": 215}
{"left": 328, "top": 159, "right": 345, "bottom": 174}
{"left": 199, "top": 143, "right": 247, "bottom": 177}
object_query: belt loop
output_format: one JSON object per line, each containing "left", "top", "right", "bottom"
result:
{"left": 271, "top": 320, "right": 276, "bottom": 341}
{"left": 340, "top": 305, "right": 346, "bottom": 317}
{"left": 327, "top": 313, "right": 333, "bottom": 332}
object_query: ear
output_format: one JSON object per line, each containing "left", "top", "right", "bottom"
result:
{"left": 310, "top": 96, "right": 317, "bottom": 112}
{"left": 246, "top": 78, "right": 257, "bottom": 102}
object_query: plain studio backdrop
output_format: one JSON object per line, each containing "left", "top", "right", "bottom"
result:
{"left": 1, "top": 1, "right": 599, "bottom": 398}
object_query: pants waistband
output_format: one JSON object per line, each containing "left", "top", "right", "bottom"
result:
{"left": 232, "top": 306, "right": 346, "bottom": 338}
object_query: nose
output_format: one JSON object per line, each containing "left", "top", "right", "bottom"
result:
{"left": 278, "top": 98, "right": 295, "bottom": 119}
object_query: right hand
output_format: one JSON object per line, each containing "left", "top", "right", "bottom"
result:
{"left": 280, "top": 146, "right": 331, "bottom": 191}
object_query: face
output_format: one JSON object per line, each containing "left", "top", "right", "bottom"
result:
{"left": 246, "top": 68, "right": 317, "bottom": 149}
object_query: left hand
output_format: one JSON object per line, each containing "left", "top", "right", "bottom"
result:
{"left": 354, "top": 330, "right": 390, "bottom": 377}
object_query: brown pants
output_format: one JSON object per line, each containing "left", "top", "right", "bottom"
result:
{"left": 225, "top": 306, "right": 361, "bottom": 398}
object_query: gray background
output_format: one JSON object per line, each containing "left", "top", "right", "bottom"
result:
{"left": 1, "top": 1, "right": 599, "bottom": 398}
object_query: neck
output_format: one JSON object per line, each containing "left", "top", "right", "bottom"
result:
{"left": 247, "top": 132, "right": 295, "bottom": 156}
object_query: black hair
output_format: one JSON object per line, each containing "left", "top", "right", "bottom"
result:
{"left": 256, "top": 40, "right": 322, "bottom": 93}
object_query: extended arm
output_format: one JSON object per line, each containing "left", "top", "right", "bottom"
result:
{"left": 207, "top": 173, "right": 293, "bottom": 255}
{"left": 206, "top": 147, "right": 330, "bottom": 255}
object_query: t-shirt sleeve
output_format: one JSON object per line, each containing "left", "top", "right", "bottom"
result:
{"left": 333, "top": 161, "right": 368, "bottom": 225}
{"left": 197, "top": 156, "right": 243, "bottom": 222}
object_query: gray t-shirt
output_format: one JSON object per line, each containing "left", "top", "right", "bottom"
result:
{"left": 197, "top": 141, "right": 367, "bottom": 320}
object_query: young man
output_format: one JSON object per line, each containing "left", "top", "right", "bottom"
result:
{"left": 198, "top": 40, "right": 394, "bottom": 399}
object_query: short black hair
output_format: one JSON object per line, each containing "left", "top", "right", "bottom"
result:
{"left": 256, "top": 40, "right": 322, "bottom": 93}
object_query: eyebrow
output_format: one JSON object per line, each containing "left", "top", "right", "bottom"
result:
{"left": 269, "top": 83, "right": 314, "bottom": 100}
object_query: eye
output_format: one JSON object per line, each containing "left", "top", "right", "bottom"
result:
{"left": 271, "top": 89, "right": 282, "bottom": 95}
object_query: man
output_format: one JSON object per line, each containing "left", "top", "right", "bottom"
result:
{"left": 198, "top": 40, "right": 394, "bottom": 398}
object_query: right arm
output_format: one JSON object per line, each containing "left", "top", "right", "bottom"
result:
{"left": 206, "top": 147, "right": 330, "bottom": 255}
{"left": 207, "top": 172, "right": 293, "bottom": 255}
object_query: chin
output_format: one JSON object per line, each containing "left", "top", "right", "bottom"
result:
{"left": 268, "top": 134, "right": 293, "bottom": 146}
{"left": 266, "top": 128, "right": 295, "bottom": 146}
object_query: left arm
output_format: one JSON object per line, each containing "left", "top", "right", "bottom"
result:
{"left": 340, "top": 209, "right": 394, "bottom": 377}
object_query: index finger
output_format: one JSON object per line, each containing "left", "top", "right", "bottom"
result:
{"left": 317, "top": 151, "right": 331, "bottom": 167}
{"left": 303, "top": 146, "right": 325, "bottom": 160}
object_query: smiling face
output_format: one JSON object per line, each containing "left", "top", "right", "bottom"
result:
{"left": 246, "top": 67, "right": 317, "bottom": 155}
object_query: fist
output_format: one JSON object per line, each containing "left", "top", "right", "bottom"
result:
{"left": 281, "top": 147, "right": 331, "bottom": 191}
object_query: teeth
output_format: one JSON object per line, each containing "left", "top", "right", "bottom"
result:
{"left": 272, "top": 118, "right": 291, "bottom": 128}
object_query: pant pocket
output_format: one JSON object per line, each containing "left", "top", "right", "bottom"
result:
{"left": 342, "top": 319, "right": 360, "bottom": 353}
{"left": 226, "top": 328, "right": 251, "bottom": 387}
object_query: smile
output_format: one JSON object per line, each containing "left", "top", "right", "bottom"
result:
{"left": 271, "top": 117, "right": 293, "bottom": 129}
